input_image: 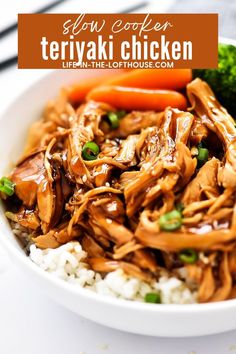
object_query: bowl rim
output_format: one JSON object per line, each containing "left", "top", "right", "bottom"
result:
{"left": 0, "top": 36, "right": 236, "bottom": 315}
{"left": 1, "top": 219, "right": 236, "bottom": 314}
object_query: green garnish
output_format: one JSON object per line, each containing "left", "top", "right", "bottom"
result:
{"left": 176, "top": 202, "right": 184, "bottom": 214}
{"left": 82, "top": 141, "right": 100, "bottom": 160}
{"left": 107, "top": 112, "right": 119, "bottom": 129}
{"left": 178, "top": 249, "right": 198, "bottom": 264}
{"left": 107, "top": 110, "right": 126, "bottom": 129}
{"left": 197, "top": 146, "right": 209, "bottom": 166}
{"left": 193, "top": 43, "right": 236, "bottom": 116}
{"left": 0, "top": 177, "right": 15, "bottom": 196}
{"left": 116, "top": 110, "right": 126, "bottom": 119}
{"left": 145, "top": 292, "right": 161, "bottom": 304}
{"left": 159, "top": 210, "right": 182, "bottom": 231}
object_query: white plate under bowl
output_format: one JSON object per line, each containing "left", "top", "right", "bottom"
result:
{"left": 0, "top": 40, "right": 236, "bottom": 337}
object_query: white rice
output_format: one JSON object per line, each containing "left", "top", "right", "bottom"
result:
{"left": 29, "top": 241, "right": 197, "bottom": 304}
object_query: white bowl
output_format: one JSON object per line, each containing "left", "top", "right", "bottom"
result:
{"left": 1, "top": 48, "right": 236, "bottom": 337}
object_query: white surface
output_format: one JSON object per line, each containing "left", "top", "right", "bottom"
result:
{"left": 0, "top": 0, "right": 236, "bottom": 353}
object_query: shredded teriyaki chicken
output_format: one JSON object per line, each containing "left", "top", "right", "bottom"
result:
{"left": 4, "top": 77, "right": 236, "bottom": 303}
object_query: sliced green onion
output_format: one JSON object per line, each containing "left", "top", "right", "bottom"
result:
{"left": 82, "top": 141, "right": 100, "bottom": 160}
{"left": 145, "top": 292, "right": 161, "bottom": 304}
{"left": 106, "top": 110, "right": 126, "bottom": 129}
{"left": 116, "top": 110, "right": 126, "bottom": 119}
{"left": 0, "top": 177, "right": 15, "bottom": 196}
{"left": 176, "top": 202, "right": 184, "bottom": 214}
{"left": 107, "top": 112, "right": 120, "bottom": 129}
{"left": 179, "top": 249, "right": 198, "bottom": 264}
{"left": 159, "top": 210, "right": 182, "bottom": 231}
{"left": 197, "top": 145, "right": 209, "bottom": 165}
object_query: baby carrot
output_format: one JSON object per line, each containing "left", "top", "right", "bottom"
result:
{"left": 87, "top": 86, "right": 187, "bottom": 111}
{"left": 104, "top": 69, "right": 192, "bottom": 91}
{"left": 69, "top": 73, "right": 118, "bottom": 104}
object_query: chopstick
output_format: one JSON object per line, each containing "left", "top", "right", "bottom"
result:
{"left": 0, "top": 1, "right": 149, "bottom": 71}
{"left": 0, "top": 0, "right": 68, "bottom": 40}
{"left": 0, "top": 55, "right": 18, "bottom": 71}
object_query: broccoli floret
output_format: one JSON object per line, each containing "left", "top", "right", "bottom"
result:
{"left": 193, "top": 43, "right": 236, "bottom": 117}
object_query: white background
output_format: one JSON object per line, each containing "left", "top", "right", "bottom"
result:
{"left": 0, "top": 1, "right": 236, "bottom": 353}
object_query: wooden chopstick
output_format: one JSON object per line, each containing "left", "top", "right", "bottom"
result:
{"left": 0, "top": 1, "right": 149, "bottom": 71}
